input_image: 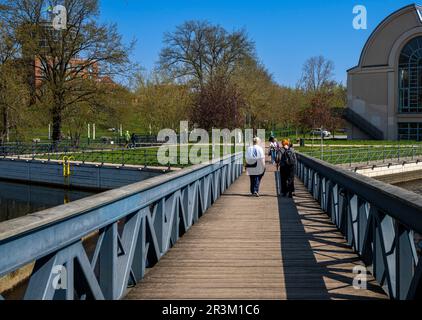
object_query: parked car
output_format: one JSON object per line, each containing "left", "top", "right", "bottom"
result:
{"left": 310, "top": 129, "right": 331, "bottom": 138}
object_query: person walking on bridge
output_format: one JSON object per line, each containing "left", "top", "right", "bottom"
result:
{"left": 279, "top": 139, "right": 297, "bottom": 198}
{"left": 246, "top": 137, "right": 266, "bottom": 197}
{"left": 269, "top": 136, "right": 279, "bottom": 165}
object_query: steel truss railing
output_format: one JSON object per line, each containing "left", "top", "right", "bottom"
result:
{"left": 303, "top": 145, "right": 422, "bottom": 167}
{"left": 0, "top": 153, "right": 243, "bottom": 300}
{"left": 296, "top": 153, "right": 422, "bottom": 300}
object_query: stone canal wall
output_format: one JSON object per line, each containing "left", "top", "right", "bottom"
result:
{"left": 354, "top": 160, "right": 422, "bottom": 184}
{"left": 0, "top": 158, "right": 167, "bottom": 191}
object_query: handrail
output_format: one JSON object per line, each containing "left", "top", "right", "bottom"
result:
{"left": 296, "top": 152, "right": 422, "bottom": 300}
{"left": 301, "top": 144, "right": 422, "bottom": 167}
{"left": 0, "top": 152, "right": 244, "bottom": 300}
{"left": 297, "top": 153, "right": 422, "bottom": 234}
{"left": 0, "top": 153, "right": 241, "bottom": 242}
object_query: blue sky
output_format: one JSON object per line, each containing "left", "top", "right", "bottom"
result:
{"left": 99, "top": 0, "right": 418, "bottom": 87}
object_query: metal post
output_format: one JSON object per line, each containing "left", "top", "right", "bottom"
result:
{"left": 144, "top": 149, "right": 147, "bottom": 167}
{"left": 320, "top": 127, "right": 324, "bottom": 161}
{"left": 367, "top": 145, "right": 370, "bottom": 165}
{"left": 383, "top": 145, "right": 386, "bottom": 163}
{"left": 398, "top": 143, "right": 401, "bottom": 162}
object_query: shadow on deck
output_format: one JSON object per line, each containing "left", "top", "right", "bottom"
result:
{"left": 276, "top": 172, "right": 386, "bottom": 299}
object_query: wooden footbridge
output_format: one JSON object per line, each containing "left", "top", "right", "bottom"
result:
{"left": 125, "top": 165, "right": 386, "bottom": 300}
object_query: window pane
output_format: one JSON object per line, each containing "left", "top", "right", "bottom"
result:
{"left": 399, "top": 37, "right": 422, "bottom": 113}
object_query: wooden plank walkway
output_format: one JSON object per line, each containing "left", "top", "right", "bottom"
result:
{"left": 125, "top": 165, "right": 388, "bottom": 300}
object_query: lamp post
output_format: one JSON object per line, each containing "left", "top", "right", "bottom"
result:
{"left": 320, "top": 126, "right": 324, "bottom": 160}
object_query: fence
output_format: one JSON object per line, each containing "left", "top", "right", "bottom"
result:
{"left": 0, "top": 143, "right": 245, "bottom": 169}
{"left": 0, "top": 152, "right": 243, "bottom": 300}
{"left": 296, "top": 152, "right": 422, "bottom": 299}
{"left": 0, "top": 144, "right": 166, "bottom": 168}
{"left": 302, "top": 145, "right": 422, "bottom": 166}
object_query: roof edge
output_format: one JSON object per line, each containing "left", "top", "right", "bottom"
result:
{"left": 357, "top": 4, "right": 421, "bottom": 68}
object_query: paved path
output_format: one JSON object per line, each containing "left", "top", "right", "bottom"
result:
{"left": 125, "top": 165, "right": 387, "bottom": 300}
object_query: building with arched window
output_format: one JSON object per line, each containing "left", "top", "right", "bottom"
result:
{"left": 346, "top": 4, "right": 422, "bottom": 140}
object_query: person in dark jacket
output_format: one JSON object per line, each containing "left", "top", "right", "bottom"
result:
{"left": 279, "top": 139, "right": 297, "bottom": 198}
{"left": 131, "top": 133, "right": 137, "bottom": 148}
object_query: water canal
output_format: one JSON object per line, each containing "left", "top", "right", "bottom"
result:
{"left": 395, "top": 179, "right": 422, "bottom": 196}
{"left": 0, "top": 179, "right": 98, "bottom": 223}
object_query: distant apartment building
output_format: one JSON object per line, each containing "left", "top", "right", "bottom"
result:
{"left": 346, "top": 4, "right": 422, "bottom": 141}
{"left": 30, "top": 21, "right": 113, "bottom": 88}
{"left": 33, "top": 57, "right": 100, "bottom": 87}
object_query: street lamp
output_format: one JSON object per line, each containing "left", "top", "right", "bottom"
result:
{"left": 320, "top": 126, "right": 324, "bottom": 160}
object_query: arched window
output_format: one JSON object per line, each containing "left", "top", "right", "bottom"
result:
{"left": 399, "top": 36, "right": 422, "bottom": 113}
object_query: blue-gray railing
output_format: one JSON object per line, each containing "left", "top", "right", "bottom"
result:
{"left": 302, "top": 145, "right": 422, "bottom": 167}
{"left": 0, "top": 144, "right": 166, "bottom": 168}
{"left": 296, "top": 153, "right": 422, "bottom": 300}
{"left": 0, "top": 153, "right": 243, "bottom": 300}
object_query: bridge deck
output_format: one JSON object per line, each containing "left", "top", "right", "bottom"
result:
{"left": 125, "top": 165, "right": 387, "bottom": 300}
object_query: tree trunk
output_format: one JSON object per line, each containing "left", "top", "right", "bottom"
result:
{"left": 52, "top": 109, "right": 62, "bottom": 143}
{"left": 52, "top": 92, "right": 65, "bottom": 143}
{"left": 1, "top": 106, "right": 9, "bottom": 144}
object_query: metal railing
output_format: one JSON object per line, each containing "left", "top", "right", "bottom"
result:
{"left": 0, "top": 153, "right": 243, "bottom": 300}
{"left": 0, "top": 144, "right": 179, "bottom": 168}
{"left": 302, "top": 145, "right": 422, "bottom": 166}
{"left": 296, "top": 153, "right": 422, "bottom": 300}
{"left": 0, "top": 143, "right": 243, "bottom": 168}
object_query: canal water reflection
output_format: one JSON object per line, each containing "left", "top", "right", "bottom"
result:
{"left": 0, "top": 180, "right": 97, "bottom": 223}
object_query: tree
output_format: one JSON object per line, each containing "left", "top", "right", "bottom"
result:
{"left": 298, "top": 56, "right": 335, "bottom": 92}
{"left": 4, "top": 0, "right": 133, "bottom": 142}
{"left": 295, "top": 55, "right": 347, "bottom": 134}
{"left": 191, "top": 75, "right": 244, "bottom": 131}
{"left": 0, "top": 61, "right": 30, "bottom": 143}
{"left": 158, "top": 20, "right": 254, "bottom": 88}
{"left": 232, "top": 58, "right": 275, "bottom": 129}
{"left": 298, "top": 87, "right": 346, "bottom": 132}
{"left": 299, "top": 91, "right": 333, "bottom": 129}
{"left": 134, "top": 75, "right": 192, "bottom": 134}
{"left": 157, "top": 20, "right": 255, "bottom": 131}
{"left": 0, "top": 7, "right": 30, "bottom": 143}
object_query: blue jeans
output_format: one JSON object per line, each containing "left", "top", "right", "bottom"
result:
{"left": 250, "top": 171, "right": 265, "bottom": 194}
{"left": 270, "top": 150, "right": 276, "bottom": 164}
